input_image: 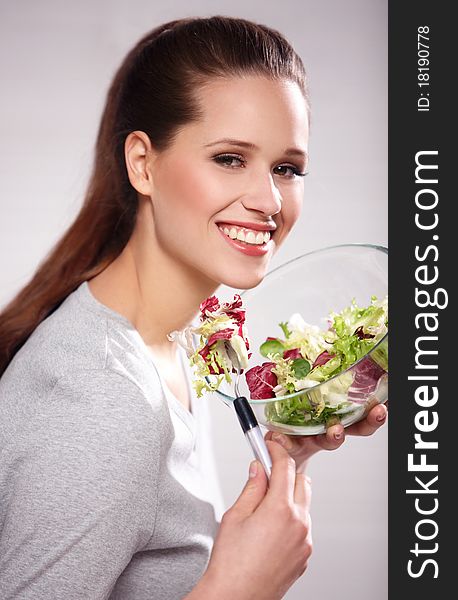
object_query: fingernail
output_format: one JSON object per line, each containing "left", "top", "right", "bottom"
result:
{"left": 376, "top": 412, "right": 386, "bottom": 422}
{"left": 249, "top": 460, "right": 258, "bottom": 478}
{"left": 334, "top": 431, "right": 343, "bottom": 441}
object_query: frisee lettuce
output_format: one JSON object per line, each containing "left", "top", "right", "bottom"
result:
{"left": 247, "top": 295, "right": 388, "bottom": 427}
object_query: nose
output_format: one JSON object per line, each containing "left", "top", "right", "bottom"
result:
{"left": 241, "top": 171, "right": 282, "bottom": 217}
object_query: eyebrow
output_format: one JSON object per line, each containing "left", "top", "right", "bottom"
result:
{"left": 204, "top": 138, "right": 308, "bottom": 161}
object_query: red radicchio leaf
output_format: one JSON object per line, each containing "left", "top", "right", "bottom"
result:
{"left": 198, "top": 344, "right": 224, "bottom": 375}
{"left": 348, "top": 355, "right": 386, "bottom": 403}
{"left": 199, "top": 295, "right": 220, "bottom": 318}
{"left": 206, "top": 328, "right": 234, "bottom": 347}
{"left": 354, "top": 326, "right": 375, "bottom": 340}
{"left": 245, "top": 362, "right": 278, "bottom": 399}
{"left": 222, "top": 294, "right": 243, "bottom": 312}
{"left": 226, "top": 309, "right": 246, "bottom": 326}
{"left": 313, "top": 350, "right": 335, "bottom": 368}
{"left": 283, "top": 348, "right": 302, "bottom": 360}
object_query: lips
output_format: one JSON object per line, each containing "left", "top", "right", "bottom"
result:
{"left": 216, "top": 224, "right": 273, "bottom": 257}
{"left": 215, "top": 220, "right": 277, "bottom": 232}
{"left": 218, "top": 224, "right": 270, "bottom": 245}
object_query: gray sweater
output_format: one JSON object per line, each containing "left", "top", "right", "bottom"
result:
{"left": 0, "top": 281, "right": 224, "bottom": 599}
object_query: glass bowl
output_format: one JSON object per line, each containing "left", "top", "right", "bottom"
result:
{"left": 212, "top": 243, "right": 388, "bottom": 435}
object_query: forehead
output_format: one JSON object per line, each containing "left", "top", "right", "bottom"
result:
{"left": 178, "top": 76, "right": 309, "bottom": 150}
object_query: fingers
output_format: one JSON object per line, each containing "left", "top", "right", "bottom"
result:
{"left": 295, "top": 424, "right": 346, "bottom": 455}
{"left": 269, "top": 431, "right": 304, "bottom": 457}
{"left": 345, "top": 403, "right": 388, "bottom": 437}
{"left": 265, "top": 438, "right": 312, "bottom": 518}
{"left": 294, "top": 472, "right": 312, "bottom": 509}
{"left": 262, "top": 438, "right": 312, "bottom": 525}
{"left": 315, "top": 423, "right": 346, "bottom": 450}
{"left": 229, "top": 459, "right": 269, "bottom": 519}
{"left": 261, "top": 403, "right": 387, "bottom": 474}
{"left": 265, "top": 439, "right": 297, "bottom": 505}
{"left": 265, "top": 427, "right": 346, "bottom": 464}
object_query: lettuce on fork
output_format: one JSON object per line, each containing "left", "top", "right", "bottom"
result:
{"left": 168, "top": 294, "right": 251, "bottom": 398}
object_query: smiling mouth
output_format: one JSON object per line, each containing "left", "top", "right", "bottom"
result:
{"left": 216, "top": 223, "right": 272, "bottom": 246}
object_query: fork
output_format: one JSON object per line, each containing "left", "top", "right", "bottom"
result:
{"left": 225, "top": 343, "right": 272, "bottom": 480}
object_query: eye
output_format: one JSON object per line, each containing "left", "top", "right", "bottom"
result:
{"left": 273, "top": 164, "right": 308, "bottom": 179}
{"left": 212, "top": 154, "right": 308, "bottom": 178}
{"left": 213, "top": 154, "right": 246, "bottom": 168}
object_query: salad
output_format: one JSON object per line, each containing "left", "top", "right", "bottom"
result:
{"left": 245, "top": 296, "right": 388, "bottom": 428}
{"left": 168, "top": 293, "right": 388, "bottom": 430}
{"left": 167, "top": 294, "right": 251, "bottom": 398}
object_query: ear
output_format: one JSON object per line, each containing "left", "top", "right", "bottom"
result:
{"left": 124, "top": 131, "right": 157, "bottom": 195}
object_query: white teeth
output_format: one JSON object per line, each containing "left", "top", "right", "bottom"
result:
{"left": 218, "top": 224, "right": 272, "bottom": 245}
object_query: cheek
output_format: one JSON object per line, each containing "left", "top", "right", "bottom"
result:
{"left": 274, "top": 192, "right": 303, "bottom": 250}
{"left": 155, "top": 159, "right": 224, "bottom": 222}
{"left": 282, "top": 193, "right": 303, "bottom": 231}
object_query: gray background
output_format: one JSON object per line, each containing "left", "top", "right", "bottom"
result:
{"left": 0, "top": 1, "right": 387, "bottom": 598}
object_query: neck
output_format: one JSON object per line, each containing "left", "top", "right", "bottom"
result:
{"left": 88, "top": 201, "right": 220, "bottom": 359}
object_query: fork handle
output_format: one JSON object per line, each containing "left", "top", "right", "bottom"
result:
{"left": 233, "top": 396, "right": 272, "bottom": 480}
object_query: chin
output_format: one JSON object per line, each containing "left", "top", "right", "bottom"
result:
{"left": 218, "top": 267, "right": 268, "bottom": 291}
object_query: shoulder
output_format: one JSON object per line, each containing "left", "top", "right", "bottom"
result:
{"left": 16, "top": 291, "right": 109, "bottom": 375}
{"left": 0, "top": 289, "right": 109, "bottom": 411}
{"left": 1, "top": 366, "right": 166, "bottom": 479}
{"left": 36, "top": 367, "right": 164, "bottom": 449}
{"left": 1, "top": 287, "right": 168, "bottom": 439}
{"left": 3, "top": 367, "right": 163, "bottom": 514}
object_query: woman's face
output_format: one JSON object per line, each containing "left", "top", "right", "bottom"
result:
{"left": 147, "top": 75, "right": 309, "bottom": 290}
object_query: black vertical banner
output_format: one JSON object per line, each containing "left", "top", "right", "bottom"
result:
{"left": 389, "top": 2, "right": 452, "bottom": 598}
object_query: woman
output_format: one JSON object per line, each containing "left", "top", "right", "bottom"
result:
{"left": 0, "top": 15, "right": 387, "bottom": 600}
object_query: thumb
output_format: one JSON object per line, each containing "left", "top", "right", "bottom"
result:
{"left": 230, "top": 460, "right": 268, "bottom": 519}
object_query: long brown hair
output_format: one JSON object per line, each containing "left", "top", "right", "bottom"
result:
{"left": 0, "top": 15, "right": 308, "bottom": 378}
